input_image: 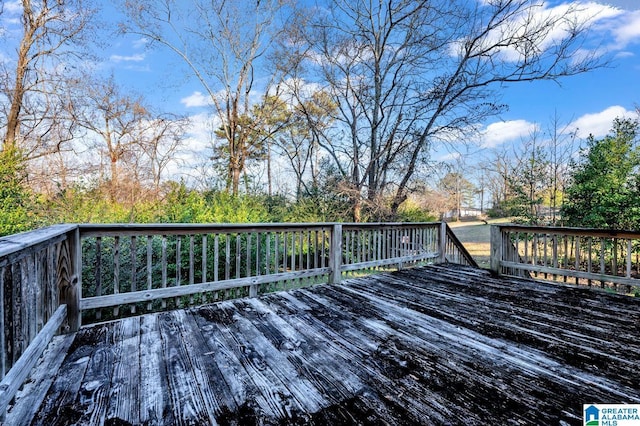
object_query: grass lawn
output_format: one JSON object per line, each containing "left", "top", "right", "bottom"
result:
{"left": 447, "top": 218, "right": 512, "bottom": 268}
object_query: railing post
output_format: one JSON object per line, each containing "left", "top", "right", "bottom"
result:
{"left": 58, "top": 227, "right": 81, "bottom": 332}
{"left": 329, "top": 223, "right": 343, "bottom": 284}
{"left": 490, "top": 225, "right": 502, "bottom": 274}
{"left": 438, "top": 222, "right": 447, "bottom": 263}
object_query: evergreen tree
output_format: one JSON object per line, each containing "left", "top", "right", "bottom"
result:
{"left": 562, "top": 118, "right": 640, "bottom": 229}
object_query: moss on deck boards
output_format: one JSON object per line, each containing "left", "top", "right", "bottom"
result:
{"left": 8, "top": 264, "right": 640, "bottom": 425}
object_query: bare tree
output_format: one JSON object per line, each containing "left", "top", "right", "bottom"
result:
{"left": 136, "top": 113, "right": 189, "bottom": 193}
{"left": 297, "top": 0, "right": 606, "bottom": 220}
{"left": 121, "top": 0, "right": 289, "bottom": 195}
{"left": 483, "top": 147, "right": 516, "bottom": 214}
{"left": 69, "top": 76, "right": 187, "bottom": 202}
{"left": 1, "top": 0, "right": 95, "bottom": 155}
{"left": 545, "top": 111, "right": 578, "bottom": 224}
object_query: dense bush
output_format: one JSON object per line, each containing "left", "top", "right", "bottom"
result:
{"left": 0, "top": 148, "right": 39, "bottom": 236}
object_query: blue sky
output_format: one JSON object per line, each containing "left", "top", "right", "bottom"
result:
{"left": 472, "top": 0, "right": 640, "bottom": 149}
{"left": 2, "top": 0, "right": 640, "bottom": 185}
{"left": 97, "top": 1, "right": 640, "bottom": 161}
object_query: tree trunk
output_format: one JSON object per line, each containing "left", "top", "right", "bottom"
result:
{"left": 110, "top": 156, "right": 119, "bottom": 202}
{"left": 266, "top": 140, "right": 272, "bottom": 197}
{"left": 230, "top": 160, "right": 242, "bottom": 195}
{"left": 3, "top": 3, "right": 34, "bottom": 151}
{"left": 353, "top": 197, "right": 362, "bottom": 223}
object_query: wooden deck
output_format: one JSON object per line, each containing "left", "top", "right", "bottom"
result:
{"left": 7, "top": 264, "right": 640, "bottom": 425}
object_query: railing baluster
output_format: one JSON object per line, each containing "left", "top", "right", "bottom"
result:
{"left": 626, "top": 239, "right": 632, "bottom": 278}
{"left": 612, "top": 238, "right": 618, "bottom": 291}
{"left": 290, "top": 232, "right": 296, "bottom": 276}
{"left": 224, "top": 234, "right": 230, "bottom": 281}
{"left": 600, "top": 237, "right": 605, "bottom": 288}
{"left": 575, "top": 236, "right": 580, "bottom": 285}
{"left": 162, "top": 236, "right": 167, "bottom": 309}
{"left": 306, "top": 231, "right": 311, "bottom": 274}
{"left": 298, "top": 232, "right": 304, "bottom": 274}
{"left": 202, "top": 235, "right": 208, "bottom": 284}
{"left": 235, "top": 234, "right": 241, "bottom": 280}
{"left": 265, "top": 233, "right": 271, "bottom": 276}
{"left": 130, "top": 236, "right": 137, "bottom": 314}
{"left": 147, "top": 236, "right": 152, "bottom": 311}
{"left": 587, "top": 237, "right": 593, "bottom": 287}
{"left": 274, "top": 232, "right": 280, "bottom": 273}
{"left": 176, "top": 236, "right": 182, "bottom": 307}
{"left": 189, "top": 235, "right": 195, "bottom": 305}
{"left": 246, "top": 233, "right": 251, "bottom": 278}
{"left": 543, "top": 233, "right": 548, "bottom": 279}
{"left": 214, "top": 234, "right": 219, "bottom": 283}
{"left": 113, "top": 236, "right": 120, "bottom": 317}
{"left": 283, "top": 231, "right": 288, "bottom": 272}
{"left": 95, "top": 237, "right": 102, "bottom": 320}
{"left": 552, "top": 234, "right": 558, "bottom": 281}
{"left": 254, "top": 232, "right": 260, "bottom": 278}
{"left": 0, "top": 266, "right": 5, "bottom": 378}
{"left": 563, "top": 236, "right": 569, "bottom": 283}
{"left": 248, "top": 233, "right": 257, "bottom": 297}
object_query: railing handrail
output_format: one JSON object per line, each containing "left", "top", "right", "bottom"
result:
{"left": 0, "top": 224, "right": 77, "bottom": 260}
{"left": 495, "top": 223, "right": 640, "bottom": 240}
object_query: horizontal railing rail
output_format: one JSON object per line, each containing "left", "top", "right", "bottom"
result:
{"left": 491, "top": 224, "right": 640, "bottom": 294}
{"left": 0, "top": 220, "right": 475, "bottom": 417}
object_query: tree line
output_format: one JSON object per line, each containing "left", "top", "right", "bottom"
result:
{"left": 0, "top": 0, "right": 623, "bottom": 235}
{"left": 424, "top": 115, "right": 640, "bottom": 230}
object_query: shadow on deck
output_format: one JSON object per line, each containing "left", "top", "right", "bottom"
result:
{"left": 8, "top": 264, "right": 640, "bottom": 425}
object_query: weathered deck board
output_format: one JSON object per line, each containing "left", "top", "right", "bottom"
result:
{"left": 7, "top": 264, "right": 640, "bottom": 425}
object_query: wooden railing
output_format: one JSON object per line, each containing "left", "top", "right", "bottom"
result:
{"left": 0, "top": 225, "right": 80, "bottom": 418}
{"left": 491, "top": 224, "right": 640, "bottom": 294}
{"left": 0, "top": 221, "right": 474, "bottom": 416}
{"left": 78, "top": 222, "right": 476, "bottom": 323}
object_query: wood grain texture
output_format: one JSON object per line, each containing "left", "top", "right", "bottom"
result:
{"left": 8, "top": 264, "right": 640, "bottom": 425}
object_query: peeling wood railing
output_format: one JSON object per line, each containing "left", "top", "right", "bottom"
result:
{"left": 0, "top": 225, "right": 80, "bottom": 418}
{"left": 78, "top": 222, "right": 476, "bottom": 323}
{"left": 78, "top": 223, "right": 334, "bottom": 322}
{"left": 0, "top": 221, "right": 474, "bottom": 416}
{"left": 491, "top": 224, "right": 640, "bottom": 294}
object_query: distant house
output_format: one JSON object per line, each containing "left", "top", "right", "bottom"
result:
{"left": 444, "top": 207, "right": 484, "bottom": 220}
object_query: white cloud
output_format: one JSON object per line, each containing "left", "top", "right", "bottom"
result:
{"left": 180, "top": 91, "right": 214, "bottom": 108}
{"left": 3, "top": 1, "right": 22, "bottom": 14}
{"left": 568, "top": 105, "right": 636, "bottom": 138}
{"left": 610, "top": 10, "right": 640, "bottom": 47}
{"left": 464, "top": 1, "right": 623, "bottom": 63}
{"left": 110, "top": 53, "right": 145, "bottom": 62}
{"left": 614, "top": 50, "right": 635, "bottom": 59}
{"left": 479, "top": 119, "right": 538, "bottom": 148}
{"left": 133, "top": 37, "right": 150, "bottom": 49}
